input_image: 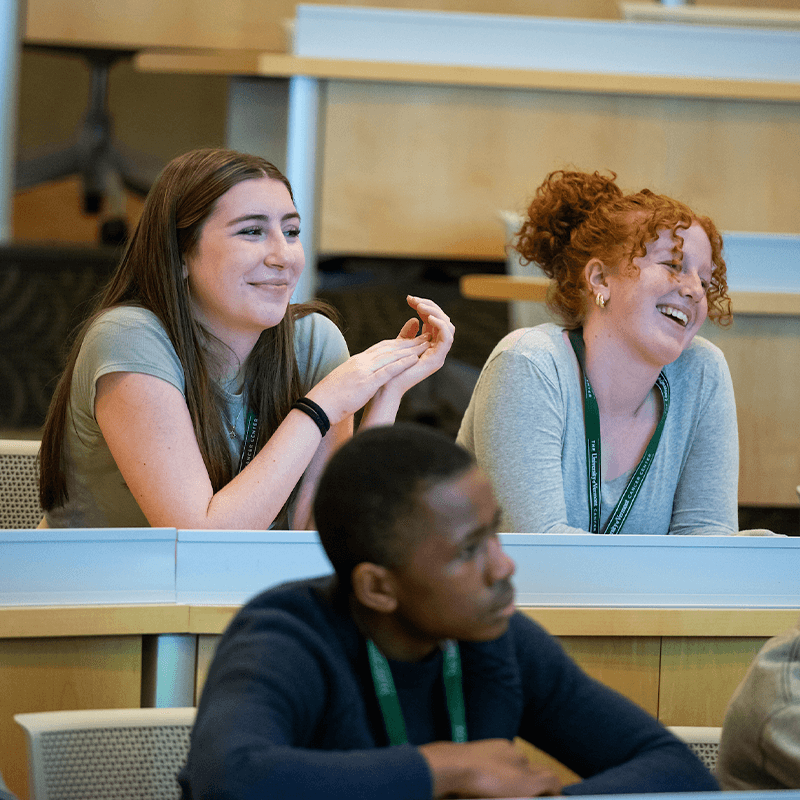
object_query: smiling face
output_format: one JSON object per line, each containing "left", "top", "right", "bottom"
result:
{"left": 386, "top": 467, "right": 516, "bottom": 658}
{"left": 603, "top": 221, "right": 712, "bottom": 368}
{"left": 183, "top": 176, "right": 304, "bottom": 358}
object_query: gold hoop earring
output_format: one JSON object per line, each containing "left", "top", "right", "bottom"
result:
{"left": 595, "top": 292, "right": 606, "bottom": 309}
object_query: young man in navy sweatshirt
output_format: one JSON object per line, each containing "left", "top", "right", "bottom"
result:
{"left": 180, "top": 423, "right": 718, "bottom": 799}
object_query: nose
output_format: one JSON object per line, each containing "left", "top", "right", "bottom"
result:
{"left": 679, "top": 269, "right": 706, "bottom": 303}
{"left": 264, "top": 230, "right": 294, "bottom": 269}
{"left": 486, "top": 534, "right": 516, "bottom": 584}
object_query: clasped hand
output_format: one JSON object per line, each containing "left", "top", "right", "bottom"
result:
{"left": 307, "top": 295, "right": 454, "bottom": 424}
{"left": 421, "top": 738, "right": 562, "bottom": 798}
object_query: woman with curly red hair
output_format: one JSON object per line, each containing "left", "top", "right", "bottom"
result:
{"left": 458, "top": 169, "right": 738, "bottom": 535}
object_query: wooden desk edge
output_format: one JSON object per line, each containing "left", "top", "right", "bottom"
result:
{"left": 0, "top": 604, "right": 191, "bottom": 638}
{"left": 522, "top": 607, "right": 800, "bottom": 637}
{"left": 134, "top": 50, "right": 800, "bottom": 103}
{"left": 1, "top": 604, "right": 797, "bottom": 638}
{"left": 460, "top": 274, "right": 800, "bottom": 316}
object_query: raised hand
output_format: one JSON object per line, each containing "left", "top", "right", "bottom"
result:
{"left": 420, "top": 739, "right": 562, "bottom": 798}
{"left": 382, "top": 295, "right": 455, "bottom": 397}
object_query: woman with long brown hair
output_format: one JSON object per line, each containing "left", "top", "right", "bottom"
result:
{"left": 458, "top": 169, "right": 739, "bottom": 535}
{"left": 39, "top": 148, "right": 454, "bottom": 530}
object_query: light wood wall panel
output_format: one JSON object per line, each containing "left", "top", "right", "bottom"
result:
{"left": 24, "top": 0, "right": 621, "bottom": 51}
{"left": 701, "top": 316, "right": 800, "bottom": 506}
{"left": 24, "top": 0, "right": 800, "bottom": 51}
{"left": 558, "top": 636, "right": 661, "bottom": 716}
{"left": 658, "top": 636, "right": 769, "bottom": 727}
{"left": 320, "top": 82, "right": 800, "bottom": 259}
{"left": 0, "top": 636, "right": 142, "bottom": 800}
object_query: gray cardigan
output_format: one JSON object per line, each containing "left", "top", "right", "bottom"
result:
{"left": 457, "top": 323, "right": 738, "bottom": 535}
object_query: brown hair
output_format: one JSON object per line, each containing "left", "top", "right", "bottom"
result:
{"left": 515, "top": 170, "right": 732, "bottom": 329}
{"left": 40, "top": 147, "right": 334, "bottom": 511}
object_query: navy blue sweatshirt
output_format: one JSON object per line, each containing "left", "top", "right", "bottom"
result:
{"left": 180, "top": 576, "right": 718, "bottom": 799}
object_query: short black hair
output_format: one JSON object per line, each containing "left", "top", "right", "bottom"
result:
{"left": 313, "top": 423, "right": 474, "bottom": 585}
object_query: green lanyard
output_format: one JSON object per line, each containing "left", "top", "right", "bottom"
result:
{"left": 366, "top": 639, "right": 467, "bottom": 745}
{"left": 236, "top": 409, "right": 259, "bottom": 475}
{"left": 567, "top": 329, "right": 670, "bottom": 535}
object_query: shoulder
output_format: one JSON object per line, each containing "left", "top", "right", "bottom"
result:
{"left": 505, "top": 610, "right": 570, "bottom": 659}
{"left": 664, "top": 334, "right": 733, "bottom": 403}
{"left": 462, "top": 611, "right": 571, "bottom": 677}
{"left": 221, "top": 575, "right": 349, "bottom": 653}
{"left": 293, "top": 311, "right": 350, "bottom": 384}
{"left": 668, "top": 335, "right": 730, "bottom": 380}
{"left": 205, "top": 575, "right": 359, "bottom": 709}
{"left": 78, "top": 305, "right": 184, "bottom": 392}
{"left": 87, "top": 305, "right": 170, "bottom": 337}
{"left": 490, "top": 323, "right": 565, "bottom": 360}
{"left": 483, "top": 323, "right": 571, "bottom": 377}
{"left": 723, "top": 621, "right": 800, "bottom": 728}
{"left": 294, "top": 310, "right": 345, "bottom": 347}
{"left": 83, "top": 305, "right": 178, "bottom": 362}
{"left": 741, "top": 622, "right": 800, "bottom": 695}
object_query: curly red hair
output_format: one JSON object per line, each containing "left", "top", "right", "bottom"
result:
{"left": 515, "top": 170, "right": 732, "bottom": 328}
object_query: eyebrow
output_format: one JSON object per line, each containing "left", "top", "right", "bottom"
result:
{"left": 227, "top": 212, "right": 301, "bottom": 226}
{"left": 460, "top": 508, "right": 503, "bottom": 546}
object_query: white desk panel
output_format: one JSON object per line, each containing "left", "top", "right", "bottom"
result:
{"left": 177, "top": 530, "right": 800, "bottom": 609}
{"left": 294, "top": 5, "right": 800, "bottom": 84}
{"left": 0, "top": 528, "right": 177, "bottom": 605}
{"left": 501, "top": 534, "right": 800, "bottom": 608}
{"left": 176, "top": 529, "right": 332, "bottom": 605}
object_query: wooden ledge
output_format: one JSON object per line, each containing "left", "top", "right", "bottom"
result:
{"left": 620, "top": 2, "right": 800, "bottom": 30}
{"left": 134, "top": 49, "right": 800, "bottom": 103}
{"left": 0, "top": 604, "right": 191, "bottom": 639}
{"left": 2, "top": 603, "right": 797, "bottom": 639}
{"left": 460, "top": 274, "right": 800, "bottom": 316}
{"left": 522, "top": 606, "right": 800, "bottom": 637}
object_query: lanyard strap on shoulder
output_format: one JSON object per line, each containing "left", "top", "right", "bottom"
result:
{"left": 567, "top": 329, "right": 670, "bottom": 535}
{"left": 236, "top": 408, "right": 259, "bottom": 475}
{"left": 367, "top": 639, "right": 467, "bottom": 746}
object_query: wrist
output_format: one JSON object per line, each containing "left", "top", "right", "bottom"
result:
{"left": 419, "top": 742, "right": 471, "bottom": 799}
{"left": 361, "top": 385, "right": 402, "bottom": 428}
{"left": 290, "top": 397, "right": 330, "bottom": 438}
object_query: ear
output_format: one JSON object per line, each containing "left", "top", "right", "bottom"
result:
{"left": 584, "top": 257, "right": 609, "bottom": 296}
{"left": 351, "top": 562, "right": 399, "bottom": 614}
{"left": 584, "top": 257, "right": 612, "bottom": 309}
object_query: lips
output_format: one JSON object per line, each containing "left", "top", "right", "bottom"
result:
{"left": 489, "top": 581, "right": 516, "bottom": 615}
{"left": 657, "top": 304, "right": 690, "bottom": 328}
{"left": 251, "top": 281, "right": 289, "bottom": 290}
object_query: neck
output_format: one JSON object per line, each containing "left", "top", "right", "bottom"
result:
{"left": 578, "top": 323, "right": 662, "bottom": 419}
{"left": 192, "top": 307, "right": 261, "bottom": 384}
{"left": 349, "top": 595, "right": 439, "bottom": 663}
{"left": 205, "top": 331, "right": 259, "bottom": 393}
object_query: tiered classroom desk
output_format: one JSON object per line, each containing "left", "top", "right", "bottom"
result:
{"left": 1, "top": 530, "right": 798, "bottom": 796}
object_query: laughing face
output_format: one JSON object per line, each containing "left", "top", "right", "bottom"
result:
{"left": 183, "top": 176, "right": 304, "bottom": 358}
{"left": 604, "top": 221, "right": 712, "bottom": 368}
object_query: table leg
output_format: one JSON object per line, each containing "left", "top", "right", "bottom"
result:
{"left": 286, "top": 75, "right": 324, "bottom": 303}
{"left": 0, "top": 0, "right": 21, "bottom": 241}
{"left": 141, "top": 634, "right": 196, "bottom": 708}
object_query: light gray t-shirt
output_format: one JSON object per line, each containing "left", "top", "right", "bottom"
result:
{"left": 457, "top": 323, "right": 738, "bottom": 535}
{"left": 46, "top": 306, "right": 349, "bottom": 529}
